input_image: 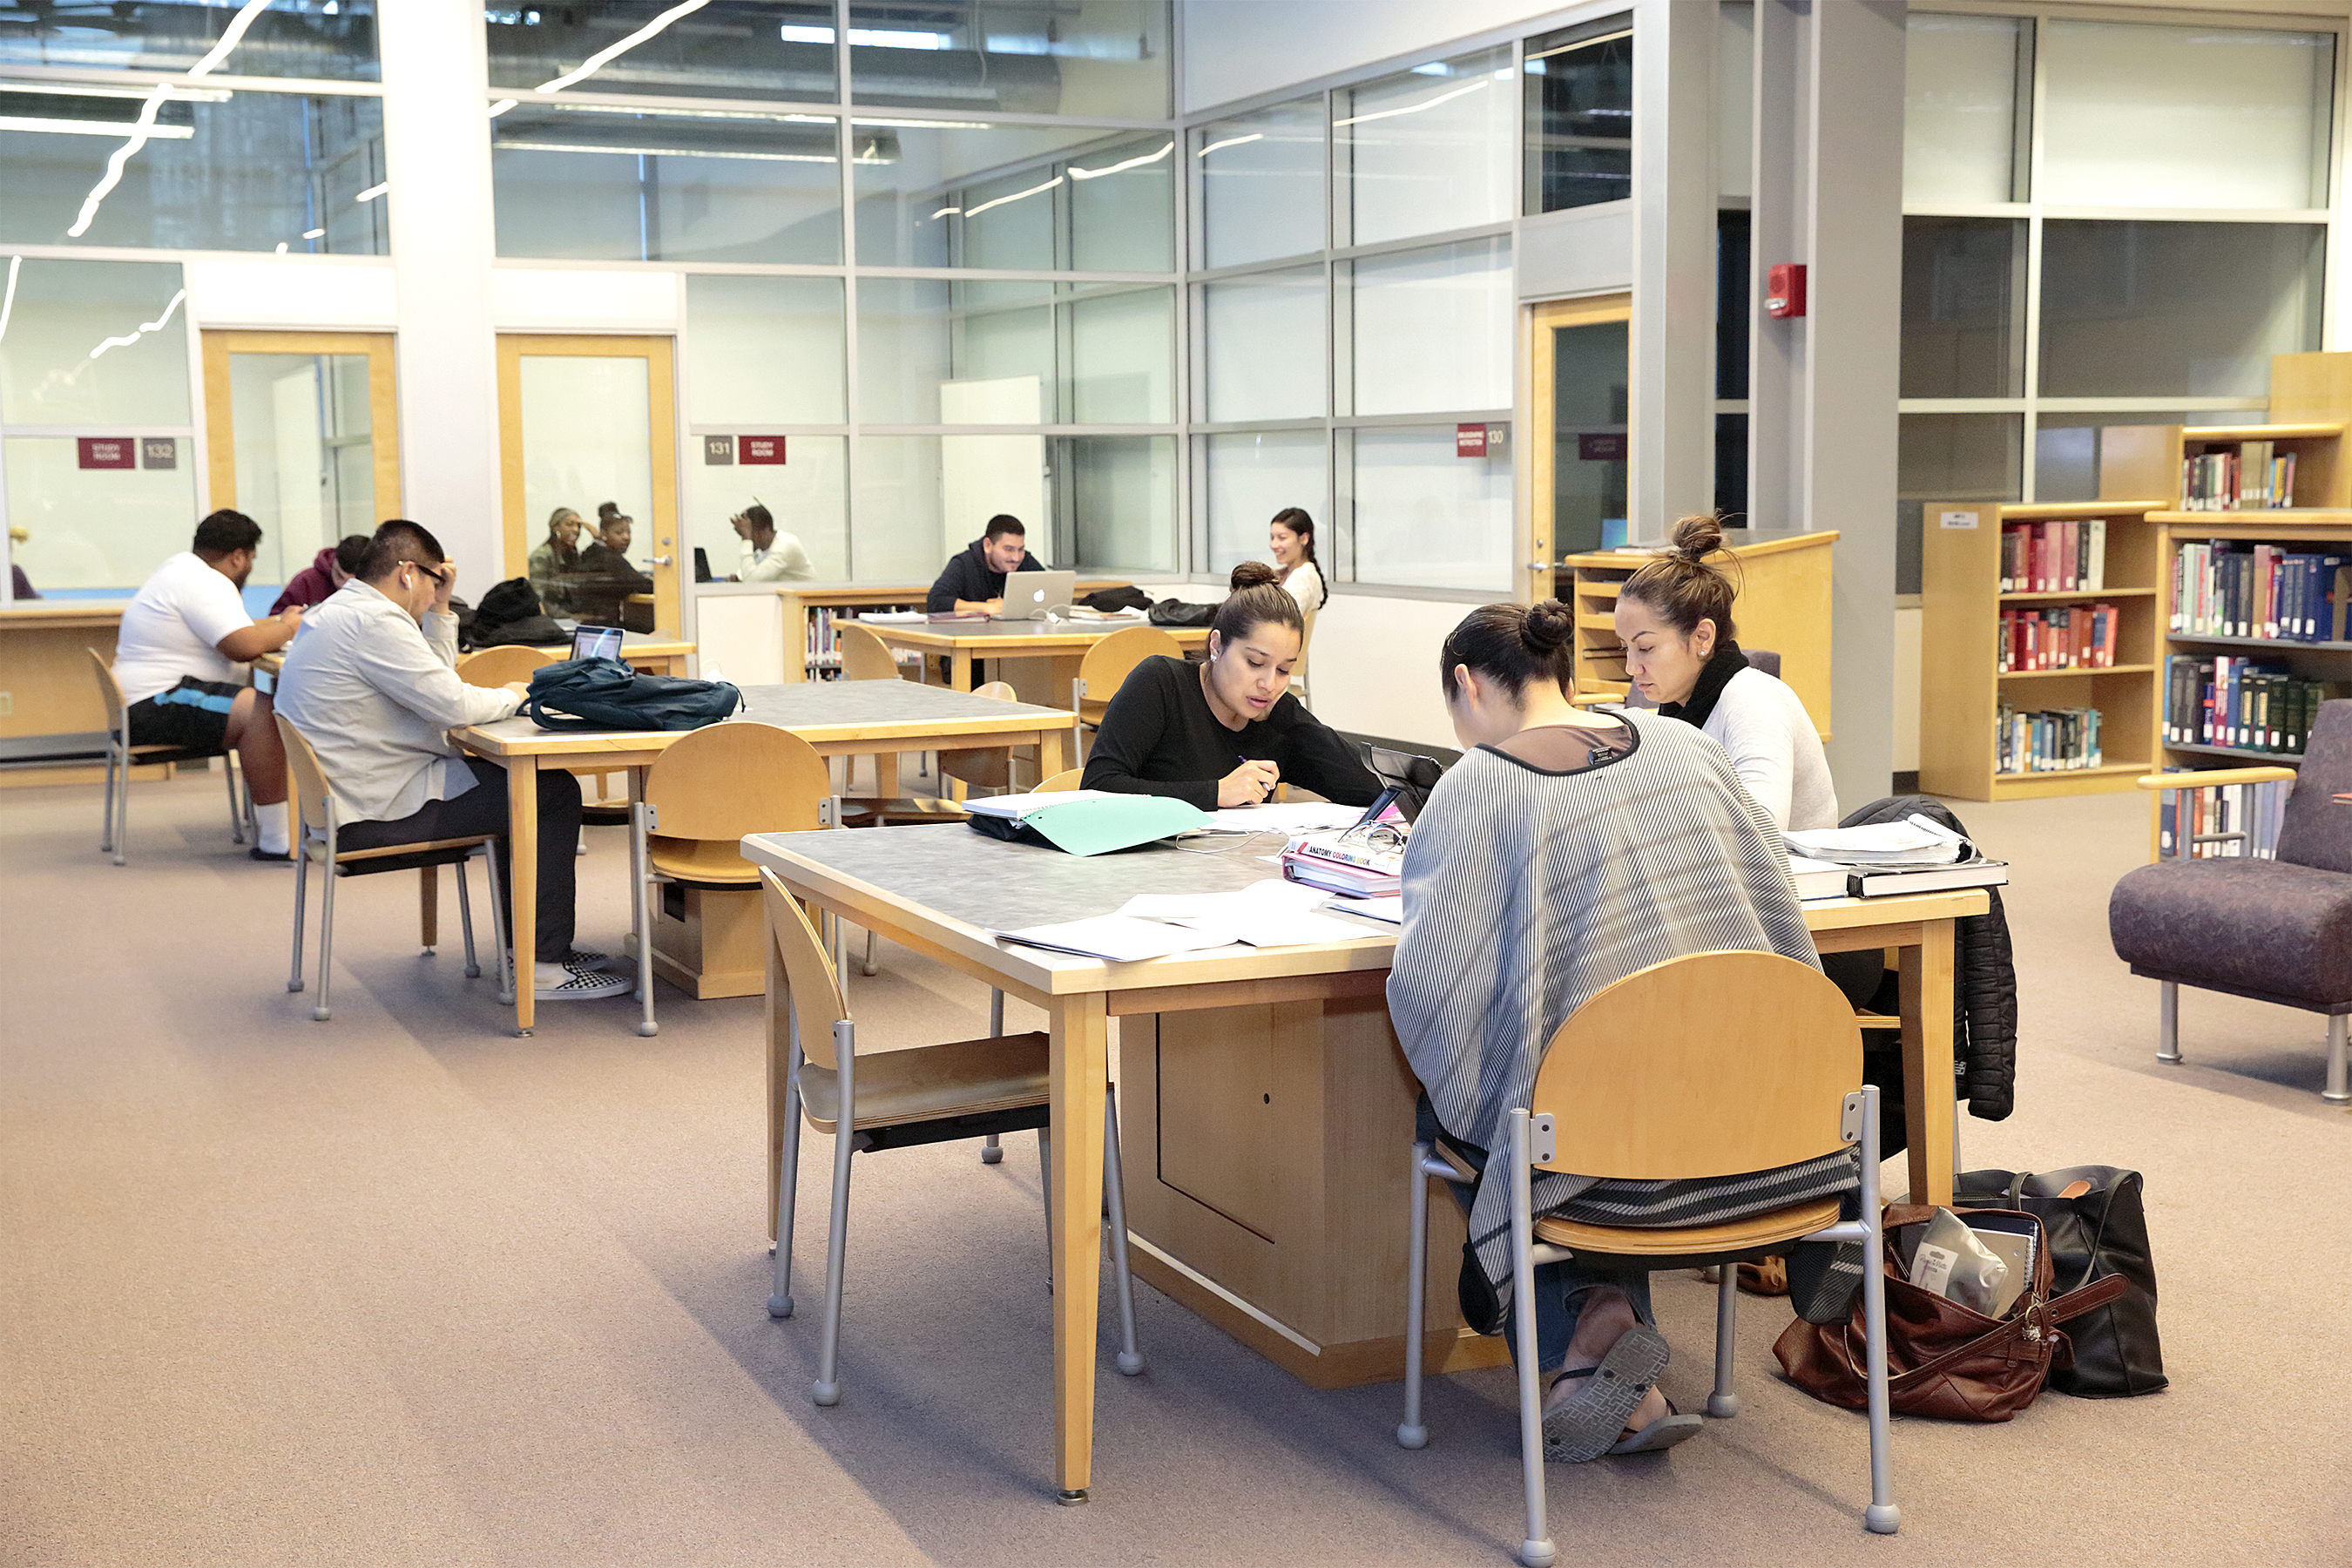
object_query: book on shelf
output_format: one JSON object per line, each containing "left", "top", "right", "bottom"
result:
{"left": 2161, "top": 653, "right": 2339, "bottom": 755}
{"left": 2169, "top": 543, "right": 2349, "bottom": 643}
{"left": 1997, "top": 603, "right": 2122, "bottom": 672}
{"left": 1994, "top": 702, "right": 2103, "bottom": 774}
{"left": 2154, "top": 774, "right": 2291, "bottom": 859}
{"left": 1998, "top": 517, "right": 2106, "bottom": 594}
{"left": 2180, "top": 442, "right": 2297, "bottom": 511}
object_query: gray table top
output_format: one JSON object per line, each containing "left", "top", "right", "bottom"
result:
{"left": 866, "top": 618, "right": 1179, "bottom": 641}
{"left": 468, "top": 679, "right": 1070, "bottom": 745}
{"left": 745, "top": 821, "right": 1396, "bottom": 939}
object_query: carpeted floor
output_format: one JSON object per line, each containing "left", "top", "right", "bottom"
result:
{"left": 2, "top": 771, "right": 2345, "bottom": 1567}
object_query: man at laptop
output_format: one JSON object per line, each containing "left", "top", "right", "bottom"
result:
{"left": 927, "top": 514, "right": 1044, "bottom": 614}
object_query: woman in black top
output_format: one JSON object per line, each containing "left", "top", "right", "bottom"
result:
{"left": 1081, "top": 564, "right": 1381, "bottom": 811}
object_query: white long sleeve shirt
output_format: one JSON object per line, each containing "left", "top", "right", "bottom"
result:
{"left": 737, "top": 534, "right": 814, "bottom": 582}
{"left": 1701, "top": 665, "right": 1840, "bottom": 831}
{"left": 274, "top": 580, "right": 523, "bottom": 824}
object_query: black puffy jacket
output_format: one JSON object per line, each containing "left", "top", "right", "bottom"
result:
{"left": 1839, "top": 794, "right": 2017, "bottom": 1120}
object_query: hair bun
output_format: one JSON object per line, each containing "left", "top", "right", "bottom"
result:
{"left": 1229, "top": 560, "right": 1281, "bottom": 591}
{"left": 1520, "top": 599, "right": 1573, "bottom": 654}
{"left": 1669, "top": 511, "right": 1725, "bottom": 564}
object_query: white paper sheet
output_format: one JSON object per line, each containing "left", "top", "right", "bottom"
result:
{"left": 1115, "top": 879, "right": 1328, "bottom": 920}
{"left": 1331, "top": 894, "right": 1402, "bottom": 923}
{"left": 1194, "top": 802, "right": 1367, "bottom": 835}
{"left": 963, "top": 788, "right": 1122, "bottom": 819}
{"left": 990, "top": 917, "right": 1240, "bottom": 963}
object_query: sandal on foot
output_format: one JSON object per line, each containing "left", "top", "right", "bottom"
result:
{"left": 1605, "top": 1398, "right": 1703, "bottom": 1456}
{"left": 1540, "top": 1325, "right": 1670, "bottom": 1463}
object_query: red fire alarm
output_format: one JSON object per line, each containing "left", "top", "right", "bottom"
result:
{"left": 1765, "top": 263, "right": 1807, "bottom": 319}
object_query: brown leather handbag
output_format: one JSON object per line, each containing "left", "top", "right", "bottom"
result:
{"left": 1774, "top": 1204, "right": 2130, "bottom": 1423}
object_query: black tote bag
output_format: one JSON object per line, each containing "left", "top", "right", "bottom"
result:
{"left": 1955, "top": 1166, "right": 2166, "bottom": 1397}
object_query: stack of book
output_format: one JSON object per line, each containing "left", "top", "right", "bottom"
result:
{"left": 1999, "top": 517, "right": 2106, "bottom": 592}
{"left": 1280, "top": 832, "right": 1402, "bottom": 897}
{"left": 2155, "top": 774, "right": 2290, "bottom": 859}
{"left": 2181, "top": 441, "right": 2296, "bottom": 511}
{"left": 2162, "top": 653, "right": 2339, "bottom": 754}
{"left": 1995, "top": 703, "right": 2102, "bottom": 774}
{"left": 1998, "top": 604, "right": 2122, "bottom": 671}
{"left": 1782, "top": 818, "right": 2010, "bottom": 898}
{"left": 2170, "top": 543, "right": 2349, "bottom": 641}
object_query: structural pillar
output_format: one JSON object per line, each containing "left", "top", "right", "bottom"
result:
{"left": 1630, "top": 0, "right": 1719, "bottom": 537}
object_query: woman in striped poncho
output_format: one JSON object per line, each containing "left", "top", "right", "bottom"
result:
{"left": 1387, "top": 600, "right": 1855, "bottom": 1463}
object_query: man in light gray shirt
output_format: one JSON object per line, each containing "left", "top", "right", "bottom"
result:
{"left": 274, "top": 520, "right": 628, "bottom": 1003}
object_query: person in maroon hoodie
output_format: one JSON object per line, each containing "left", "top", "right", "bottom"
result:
{"left": 270, "top": 534, "right": 372, "bottom": 616}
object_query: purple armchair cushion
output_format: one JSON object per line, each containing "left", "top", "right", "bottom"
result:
{"left": 2109, "top": 857, "right": 2352, "bottom": 1010}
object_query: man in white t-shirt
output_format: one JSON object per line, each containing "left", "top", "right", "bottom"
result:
{"left": 728, "top": 504, "right": 814, "bottom": 582}
{"left": 113, "top": 510, "right": 304, "bottom": 858}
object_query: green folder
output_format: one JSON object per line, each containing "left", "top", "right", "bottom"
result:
{"left": 978, "top": 794, "right": 1208, "bottom": 856}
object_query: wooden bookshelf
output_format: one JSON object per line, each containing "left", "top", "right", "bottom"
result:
{"left": 1921, "top": 500, "right": 2167, "bottom": 801}
{"left": 1551, "top": 530, "right": 1838, "bottom": 739}
{"left": 774, "top": 578, "right": 1133, "bottom": 681}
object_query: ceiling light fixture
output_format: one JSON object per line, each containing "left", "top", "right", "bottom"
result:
{"left": 66, "top": 0, "right": 273, "bottom": 238}
{"left": 355, "top": 181, "right": 388, "bottom": 201}
{"left": 0, "top": 256, "right": 20, "bottom": 348}
{"left": 0, "top": 116, "right": 193, "bottom": 139}
{"left": 302, "top": 226, "right": 325, "bottom": 239}
{"left": 0, "top": 82, "right": 229, "bottom": 103}
{"left": 536, "top": 0, "right": 710, "bottom": 94}
{"left": 88, "top": 287, "right": 184, "bottom": 361}
{"left": 1066, "top": 140, "right": 1172, "bottom": 180}
{"left": 1195, "top": 132, "right": 1262, "bottom": 159}
{"left": 1334, "top": 77, "right": 1491, "bottom": 129}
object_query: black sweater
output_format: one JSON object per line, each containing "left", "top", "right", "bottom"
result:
{"left": 1080, "top": 655, "right": 1382, "bottom": 811}
{"left": 926, "top": 539, "right": 1043, "bottom": 612}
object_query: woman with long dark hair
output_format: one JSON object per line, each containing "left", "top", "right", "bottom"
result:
{"left": 1268, "top": 507, "right": 1327, "bottom": 614}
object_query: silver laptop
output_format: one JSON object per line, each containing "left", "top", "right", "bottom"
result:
{"left": 997, "top": 569, "right": 1076, "bottom": 620}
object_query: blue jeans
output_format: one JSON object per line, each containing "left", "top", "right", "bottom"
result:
{"left": 1417, "top": 1097, "right": 1655, "bottom": 1374}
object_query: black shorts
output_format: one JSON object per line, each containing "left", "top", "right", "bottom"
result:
{"left": 125, "top": 676, "right": 241, "bottom": 752}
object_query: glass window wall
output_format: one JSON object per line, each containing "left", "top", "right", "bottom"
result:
{"left": 852, "top": 122, "right": 1170, "bottom": 273}
{"left": 1903, "top": 13, "right": 2027, "bottom": 207}
{"left": 1523, "top": 17, "right": 1632, "bottom": 215}
{"left": 1349, "top": 237, "right": 1511, "bottom": 417}
{"left": 1336, "top": 46, "right": 1515, "bottom": 248}
{"left": 486, "top": 3, "right": 836, "bottom": 103}
{"left": 1065, "top": 434, "right": 1174, "bottom": 571}
{"left": 1194, "top": 97, "right": 1322, "bottom": 270}
{"left": 1349, "top": 425, "right": 1512, "bottom": 592}
{"left": 686, "top": 433, "right": 848, "bottom": 581}
{"left": 685, "top": 274, "right": 846, "bottom": 426}
{"left": 1900, "top": 216, "right": 2024, "bottom": 400}
{"left": 845, "top": 1, "right": 1171, "bottom": 120}
{"left": 3, "top": 436, "right": 198, "bottom": 593}
{"left": 2039, "top": 220, "right": 2323, "bottom": 398}
{"left": 1206, "top": 429, "right": 1323, "bottom": 578}
{"left": 0, "top": 0, "right": 379, "bottom": 81}
{"left": 1201, "top": 267, "right": 1322, "bottom": 424}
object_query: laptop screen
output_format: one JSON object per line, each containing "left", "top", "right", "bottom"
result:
{"left": 571, "top": 625, "right": 625, "bottom": 662}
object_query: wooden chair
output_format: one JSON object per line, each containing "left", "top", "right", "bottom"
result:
{"left": 1071, "top": 625, "right": 1180, "bottom": 764}
{"left": 1035, "top": 767, "right": 1084, "bottom": 793}
{"left": 632, "top": 723, "right": 836, "bottom": 1037}
{"left": 87, "top": 647, "right": 251, "bottom": 866}
{"left": 1397, "top": 951, "right": 1895, "bottom": 1560}
{"left": 841, "top": 679, "right": 1032, "bottom": 828}
{"left": 760, "top": 868, "right": 1144, "bottom": 1404}
{"left": 458, "top": 645, "right": 627, "bottom": 828}
{"left": 274, "top": 713, "right": 508, "bottom": 1023}
{"left": 834, "top": 621, "right": 910, "bottom": 683}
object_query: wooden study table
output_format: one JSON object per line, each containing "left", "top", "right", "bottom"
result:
{"left": 862, "top": 618, "right": 1210, "bottom": 700}
{"left": 452, "top": 683, "right": 1073, "bottom": 1033}
{"left": 739, "top": 823, "right": 1984, "bottom": 1504}
{"left": 253, "top": 631, "right": 695, "bottom": 687}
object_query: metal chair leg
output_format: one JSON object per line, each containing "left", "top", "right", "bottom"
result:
{"left": 2325, "top": 1014, "right": 2350, "bottom": 1105}
{"left": 99, "top": 738, "right": 117, "bottom": 855}
{"left": 1508, "top": 1111, "right": 1556, "bottom": 1568}
{"left": 418, "top": 862, "right": 439, "bottom": 955}
{"left": 312, "top": 859, "right": 337, "bottom": 1023}
{"left": 982, "top": 989, "right": 1006, "bottom": 1165}
{"left": 861, "top": 924, "right": 877, "bottom": 977}
{"left": 1105, "top": 1085, "right": 1144, "bottom": 1376}
{"left": 111, "top": 735, "right": 129, "bottom": 866}
{"left": 768, "top": 1019, "right": 806, "bottom": 1319}
{"left": 483, "top": 841, "right": 514, "bottom": 1005}
{"left": 2157, "top": 981, "right": 2181, "bottom": 1064}
{"left": 1037, "top": 1124, "right": 1054, "bottom": 1294}
{"left": 225, "top": 752, "right": 246, "bottom": 845}
{"left": 287, "top": 839, "right": 309, "bottom": 993}
{"left": 1398, "top": 1139, "right": 1432, "bottom": 1449}
{"left": 811, "top": 1038, "right": 856, "bottom": 1408}
{"left": 456, "top": 855, "right": 481, "bottom": 977}
{"left": 1858, "top": 1086, "right": 1899, "bottom": 1534}
{"left": 1707, "top": 1260, "right": 1740, "bottom": 1416}
{"left": 632, "top": 804, "right": 659, "bottom": 1037}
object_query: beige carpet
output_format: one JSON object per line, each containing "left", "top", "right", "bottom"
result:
{"left": 3, "top": 771, "right": 2346, "bottom": 1567}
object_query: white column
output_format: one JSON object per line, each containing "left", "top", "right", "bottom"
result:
{"left": 1629, "top": 0, "right": 1716, "bottom": 539}
{"left": 377, "top": 0, "right": 502, "bottom": 580}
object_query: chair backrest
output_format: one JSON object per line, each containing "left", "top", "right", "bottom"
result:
{"left": 1529, "top": 950, "right": 1861, "bottom": 1180}
{"left": 835, "top": 622, "right": 905, "bottom": 682}
{"left": 456, "top": 645, "right": 560, "bottom": 689}
{"left": 2279, "top": 699, "right": 2352, "bottom": 875}
{"left": 759, "top": 867, "right": 848, "bottom": 1071}
{"left": 939, "top": 680, "right": 1020, "bottom": 790}
{"left": 644, "top": 721, "right": 833, "bottom": 843}
{"left": 1076, "top": 625, "right": 1182, "bottom": 700}
{"left": 85, "top": 647, "right": 125, "bottom": 734}
{"left": 1036, "top": 768, "right": 1084, "bottom": 793}
{"left": 273, "top": 712, "right": 337, "bottom": 848}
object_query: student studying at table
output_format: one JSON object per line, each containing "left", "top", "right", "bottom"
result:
{"left": 1079, "top": 563, "right": 1379, "bottom": 810}
{"left": 1387, "top": 598, "right": 1850, "bottom": 1463}
{"left": 1613, "top": 513, "right": 1835, "bottom": 831}
{"left": 926, "top": 514, "right": 1043, "bottom": 614}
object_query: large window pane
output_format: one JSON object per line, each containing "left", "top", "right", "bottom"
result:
{"left": 487, "top": 3, "right": 835, "bottom": 102}
{"left": 1068, "top": 285, "right": 1172, "bottom": 424}
{"left": 4, "top": 436, "right": 198, "bottom": 593}
{"left": 2043, "top": 21, "right": 2332, "bottom": 210}
{"left": 1338, "top": 47, "right": 1515, "bottom": 247}
{"left": 0, "top": 258, "right": 190, "bottom": 427}
{"left": 1351, "top": 425, "right": 1511, "bottom": 591}
{"left": 1, "top": 1, "right": 378, "bottom": 80}
{"left": 857, "top": 276, "right": 950, "bottom": 424}
{"left": 1904, "top": 13, "right": 2025, "bottom": 207}
{"left": 1900, "top": 412, "right": 2022, "bottom": 500}
{"left": 1196, "top": 97, "right": 1322, "bottom": 269}
{"left": 1551, "top": 317, "right": 1627, "bottom": 559}
{"left": 1067, "top": 135, "right": 1174, "bottom": 273}
{"left": 950, "top": 280, "right": 1053, "bottom": 418}
{"left": 492, "top": 104, "right": 840, "bottom": 264}
{"left": 688, "top": 435, "right": 847, "bottom": 580}
{"left": 1203, "top": 267, "right": 1322, "bottom": 423}
{"left": 1717, "top": 208, "right": 1749, "bottom": 398}
{"left": 0, "top": 91, "right": 385, "bottom": 253}
{"left": 1523, "top": 17, "right": 1632, "bottom": 215}
{"left": 1719, "top": 3, "right": 1753, "bottom": 200}
{"left": 2033, "top": 413, "right": 2193, "bottom": 504}
{"left": 852, "top": 121, "right": 1166, "bottom": 270}
{"left": 2039, "top": 221, "right": 2322, "bottom": 397}
{"left": 846, "top": 0, "right": 1171, "bottom": 119}
{"left": 1351, "top": 237, "right": 1511, "bottom": 416}
{"left": 856, "top": 432, "right": 1051, "bottom": 580}
{"left": 685, "top": 274, "right": 846, "bottom": 427}
{"left": 1206, "top": 429, "right": 1322, "bottom": 577}
{"left": 1901, "top": 216, "right": 2024, "bottom": 399}
{"left": 1066, "top": 435, "right": 1174, "bottom": 571}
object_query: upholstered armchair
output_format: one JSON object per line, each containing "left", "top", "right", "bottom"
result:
{"left": 2108, "top": 700, "right": 2352, "bottom": 1103}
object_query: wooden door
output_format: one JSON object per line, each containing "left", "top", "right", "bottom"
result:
{"left": 1521, "top": 293, "right": 1632, "bottom": 605}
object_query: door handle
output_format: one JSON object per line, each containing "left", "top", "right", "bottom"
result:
{"left": 647, "top": 556, "right": 673, "bottom": 567}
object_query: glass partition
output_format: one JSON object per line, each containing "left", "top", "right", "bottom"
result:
{"left": 686, "top": 434, "right": 848, "bottom": 581}
{"left": 685, "top": 274, "right": 846, "bottom": 427}
{"left": 487, "top": 2, "right": 836, "bottom": 102}
{"left": 0, "top": 258, "right": 191, "bottom": 428}
{"left": 1523, "top": 17, "right": 1632, "bottom": 214}
{"left": 1195, "top": 96, "right": 1323, "bottom": 270}
{"left": 3, "top": 436, "right": 197, "bottom": 594}
{"left": 1337, "top": 46, "right": 1516, "bottom": 247}
{"left": 1065, "top": 435, "right": 1175, "bottom": 571}
{"left": 1901, "top": 217, "right": 2025, "bottom": 400}
{"left": 1903, "top": 13, "right": 2029, "bottom": 207}
{"left": 1206, "top": 429, "right": 1324, "bottom": 577}
{"left": 851, "top": 122, "right": 1170, "bottom": 272}
{"left": 2039, "top": 220, "right": 2324, "bottom": 397}
{"left": 1349, "top": 237, "right": 1511, "bottom": 417}
{"left": 0, "top": 0, "right": 379, "bottom": 80}
{"left": 845, "top": 0, "right": 1171, "bottom": 120}
{"left": 1349, "top": 424, "right": 1511, "bottom": 591}
{"left": 1203, "top": 267, "right": 1323, "bottom": 423}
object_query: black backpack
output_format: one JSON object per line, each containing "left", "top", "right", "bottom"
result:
{"left": 467, "top": 577, "right": 569, "bottom": 650}
{"left": 524, "top": 658, "right": 742, "bottom": 732}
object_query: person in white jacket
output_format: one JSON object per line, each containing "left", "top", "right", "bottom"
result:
{"left": 274, "top": 520, "right": 629, "bottom": 1003}
{"left": 1612, "top": 512, "right": 1838, "bottom": 832}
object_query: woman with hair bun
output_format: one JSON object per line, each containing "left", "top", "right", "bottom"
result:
{"left": 1079, "top": 561, "right": 1380, "bottom": 809}
{"left": 1614, "top": 512, "right": 1837, "bottom": 830}
{"left": 1386, "top": 598, "right": 1845, "bottom": 1464}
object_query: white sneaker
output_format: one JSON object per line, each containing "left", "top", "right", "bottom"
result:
{"left": 534, "top": 964, "right": 631, "bottom": 1002}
